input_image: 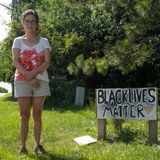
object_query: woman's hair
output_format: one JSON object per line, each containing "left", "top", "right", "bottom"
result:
{"left": 22, "top": 9, "right": 39, "bottom": 23}
{"left": 21, "top": 9, "right": 39, "bottom": 32}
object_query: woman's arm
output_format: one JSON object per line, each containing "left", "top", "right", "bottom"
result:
{"left": 36, "top": 48, "right": 51, "bottom": 74}
{"left": 12, "top": 48, "right": 37, "bottom": 80}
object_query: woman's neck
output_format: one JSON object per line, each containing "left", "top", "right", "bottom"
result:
{"left": 23, "top": 33, "right": 39, "bottom": 42}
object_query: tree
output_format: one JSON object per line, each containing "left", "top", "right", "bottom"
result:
{"left": 1, "top": 0, "right": 160, "bottom": 105}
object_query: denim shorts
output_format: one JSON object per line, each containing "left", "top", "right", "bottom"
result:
{"left": 14, "top": 80, "right": 51, "bottom": 98}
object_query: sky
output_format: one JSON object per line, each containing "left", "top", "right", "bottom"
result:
{"left": 0, "top": 0, "right": 12, "bottom": 42}
{"left": 0, "top": 82, "right": 12, "bottom": 92}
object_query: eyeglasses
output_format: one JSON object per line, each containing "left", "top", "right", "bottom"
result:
{"left": 24, "top": 20, "right": 37, "bottom": 25}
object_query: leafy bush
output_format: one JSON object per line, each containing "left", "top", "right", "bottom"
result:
{"left": 1, "top": 0, "right": 160, "bottom": 106}
{"left": 47, "top": 76, "right": 76, "bottom": 107}
{"left": 0, "top": 87, "right": 8, "bottom": 93}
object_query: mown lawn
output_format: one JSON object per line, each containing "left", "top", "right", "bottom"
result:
{"left": 0, "top": 94, "right": 160, "bottom": 160}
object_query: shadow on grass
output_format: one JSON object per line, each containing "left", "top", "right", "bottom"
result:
{"left": 43, "top": 95, "right": 94, "bottom": 113}
{"left": 0, "top": 93, "right": 87, "bottom": 114}
{"left": 0, "top": 94, "right": 14, "bottom": 102}
{"left": 44, "top": 102, "right": 86, "bottom": 113}
{"left": 107, "top": 128, "right": 146, "bottom": 144}
{"left": 28, "top": 152, "right": 87, "bottom": 160}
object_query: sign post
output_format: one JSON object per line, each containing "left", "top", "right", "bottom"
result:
{"left": 96, "top": 88, "right": 158, "bottom": 144}
{"left": 115, "top": 119, "right": 122, "bottom": 130}
{"left": 149, "top": 120, "right": 158, "bottom": 144}
{"left": 97, "top": 119, "right": 106, "bottom": 140}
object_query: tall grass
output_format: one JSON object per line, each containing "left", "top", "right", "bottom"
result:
{"left": 0, "top": 94, "right": 160, "bottom": 160}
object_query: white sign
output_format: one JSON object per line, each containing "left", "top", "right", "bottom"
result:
{"left": 96, "top": 88, "right": 157, "bottom": 120}
{"left": 74, "top": 135, "right": 97, "bottom": 145}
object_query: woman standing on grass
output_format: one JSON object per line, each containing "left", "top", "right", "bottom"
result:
{"left": 12, "top": 9, "right": 51, "bottom": 155}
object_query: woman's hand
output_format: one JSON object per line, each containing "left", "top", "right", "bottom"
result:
{"left": 30, "top": 77, "right": 40, "bottom": 88}
{"left": 24, "top": 70, "right": 37, "bottom": 81}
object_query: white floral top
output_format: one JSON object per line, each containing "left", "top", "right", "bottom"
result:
{"left": 12, "top": 36, "right": 51, "bottom": 82}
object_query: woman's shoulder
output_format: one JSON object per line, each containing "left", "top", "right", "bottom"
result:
{"left": 40, "top": 37, "right": 50, "bottom": 42}
{"left": 12, "top": 36, "right": 23, "bottom": 48}
{"left": 40, "top": 37, "right": 51, "bottom": 49}
{"left": 14, "top": 36, "right": 23, "bottom": 41}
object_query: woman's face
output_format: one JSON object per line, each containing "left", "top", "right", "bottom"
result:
{"left": 23, "top": 14, "right": 38, "bottom": 34}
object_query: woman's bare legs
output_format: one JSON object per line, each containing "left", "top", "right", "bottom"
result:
{"left": 18, "top": 97, "right": 31, "bottom": 149}
{"left": 32, "top": 96, "right": 46, "bottom": 146}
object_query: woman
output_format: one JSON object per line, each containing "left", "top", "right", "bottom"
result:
{"left": 12, "top": 9, "right": 51, "bottom": 155}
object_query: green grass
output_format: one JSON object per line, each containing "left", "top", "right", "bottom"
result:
{"left": 0, "top": 94, "right": 160, "bottom": 160}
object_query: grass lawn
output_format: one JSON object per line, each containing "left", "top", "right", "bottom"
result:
{"left": 0, "top": 94, "right": 160, "bottom": 160}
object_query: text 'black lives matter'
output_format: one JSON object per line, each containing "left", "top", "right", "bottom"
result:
{"left": 96, "top": 88, "right": 157, "bottom": 120}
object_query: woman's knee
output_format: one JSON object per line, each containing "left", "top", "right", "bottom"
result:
{"left": 20, "top": 113, "right": 30, "bottom": 122}
{"left": 33, "top": 111, "right": 42, "bottom": 122}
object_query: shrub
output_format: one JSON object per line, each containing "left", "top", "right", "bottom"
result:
{"left": 0, "top": 87, "right": 8, "bottom": 93}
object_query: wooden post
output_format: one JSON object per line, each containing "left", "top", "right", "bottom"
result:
{"left": 115, "top": 119, "right": 122, "bottom": 130}
{"left": 97, "top": 119, "right": 106, "bottom": 140}
{"left": 148, "top": 120, "right": 158, "bottom": 144}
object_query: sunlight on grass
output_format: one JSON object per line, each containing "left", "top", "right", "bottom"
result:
{"left": 0, "top": 94, "right": 160, "bottom": 160}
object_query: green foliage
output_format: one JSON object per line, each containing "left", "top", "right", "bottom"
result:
{"left": 0, "top": 87, "right": 8, "bottom": 93}
{"left": 64, "top": 33, "right": 85, "bottom": 53}
{"left": 75, "top": 54, "right": 84, "bottom": 69}
{"left": 104, "top": 39, "right": 150, "bottom": 74}
{"left": 108, "top": 0, "right": 160, "bottom": 87}
{"left": 67, "top": 63, "right": 78, "bottom": 76}
{"left": 67, "top": 54, "right": 84, "bottom": 75}
{"left": 95, "top": 58, "right": 110, "bottom": 75}
{"left": 1, "top": 0, "right": 160, "bottom": 105}
{"left": 82, "top": 57, "right": 95, "bottom": 76}
{"left": 47, "top": 76, "right": 76, "bottom": 107}
{"left": 0, "top": 36, "right": 15, "bottom": 82}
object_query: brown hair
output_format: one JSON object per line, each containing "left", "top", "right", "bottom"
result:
{"left": 22, "top": 9, "right": 39, "bottom": 23}
{"left": 21, "top": 9, "right": 39, "bottom": 32}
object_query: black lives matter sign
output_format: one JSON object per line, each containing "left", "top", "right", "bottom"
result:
{"left": 96, "top": 88, "right": 157, "bottom": 120}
